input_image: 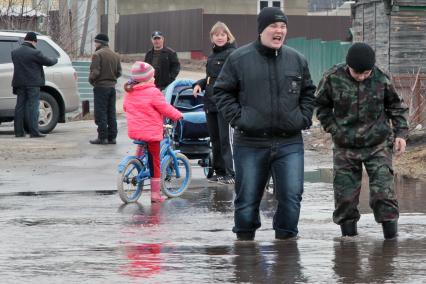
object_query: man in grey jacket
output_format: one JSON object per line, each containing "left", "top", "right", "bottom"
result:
{"left": 214, "top": 7, "right": 316, "bottom": 241}
{"left": 12, "top": 32, "right": 57, "bottom": 138}
{"left": 89, "top": 33, "right": 122, "bottom": 145}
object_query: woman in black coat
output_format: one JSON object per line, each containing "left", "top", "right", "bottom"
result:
{"left": 193, "top": 22, "right": 236, "bottom": 184}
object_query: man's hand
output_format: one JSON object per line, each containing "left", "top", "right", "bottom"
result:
{"left": 193, "top": 85, "right": 202, "bottom": 97}
{"left": 394, "top": 138, "right": 406, "bottom": 156}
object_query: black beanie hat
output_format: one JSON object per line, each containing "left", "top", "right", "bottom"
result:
{"left": 257, "top": 7, "right": 288, "bottom": 34}
{"left": 94, "top": 33, "right": 109, "bottom": 45}
{"left": 346, "top": 42, "right": 375, "bottom": 72}
{"left": 24, "top": 32, "right": 37, "bottom": 42}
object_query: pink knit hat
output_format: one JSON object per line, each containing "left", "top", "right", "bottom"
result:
{"left": 130, "top": 61, "right": 155, "bottom": 83}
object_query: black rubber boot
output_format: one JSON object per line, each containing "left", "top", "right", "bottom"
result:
{"left": 275, "top": 231, "right": 297, "bottom": 240}
{"left": 382, "top": 221, "right": 398, "bottom": 240}
{"left": 236, "top": 232, "right": 255, "bottom": 241}
{"left": 340, "top": 222, "right": 358, "bottom": 236}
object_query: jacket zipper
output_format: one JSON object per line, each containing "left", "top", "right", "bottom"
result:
{"left": 274, "top": 50, "right": 280, "bottom": 131}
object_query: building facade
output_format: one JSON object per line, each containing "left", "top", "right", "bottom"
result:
{"left": 352, "top": 0, "right": 426, "bottom": 74}
{"left": 101, "top": 0, "right": 308, "bottom": 16}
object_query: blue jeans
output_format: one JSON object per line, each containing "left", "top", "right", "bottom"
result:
{"left": 232, "top": 142, "right": 304, "bottom": 237}
{"left": 14, "top": 87, "right": 40, "bottom": 136}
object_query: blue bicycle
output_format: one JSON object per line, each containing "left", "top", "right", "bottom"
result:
{"left": 117, "top": 124, "right": 192, "bottom": 203}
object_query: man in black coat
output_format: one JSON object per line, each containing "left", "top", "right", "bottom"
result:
{"left": 214, "top": 8, "right": 316, "bottom": 241}
{"left": 144, "top": 31, "right": 180, "bottom": 90}
{"left": 11, "top": 32, "right": 58, "bottom": 138}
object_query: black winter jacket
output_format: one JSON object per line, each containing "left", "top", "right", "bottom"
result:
{"left": 145, "top": 46, "right": 180, "bottom": 90}
{"left": 214, "top": 39, "right": 316, "bottom": 144}
{"left": 195, "top": 42, "right": 236, "bottom": 112}
{"left": 11, "top": 42, "right": 57, "bottom": 88}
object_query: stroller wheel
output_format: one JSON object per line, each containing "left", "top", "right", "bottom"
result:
{"left": 203, "top": 152, "right": 214, "bottom": 178}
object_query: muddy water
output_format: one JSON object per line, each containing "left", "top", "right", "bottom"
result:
{"left": 0, "top": 172, "right": 425, "bottom": 283}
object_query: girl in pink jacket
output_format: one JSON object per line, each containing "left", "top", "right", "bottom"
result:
{"left": 123, "top": 61, "right": 182, "bottom": 202}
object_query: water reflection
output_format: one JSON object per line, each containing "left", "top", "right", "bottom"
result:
{"left": 120, "top": 242, "right": 164, "bottom": 278}
{"left": 233, "top": 240, "right": 306, "bottom": 283}
{"left": 118, "top": 202, "right": 164, "bottom": 278}
{"left": 333, "top": 239, "right": 398, "bottom": 283}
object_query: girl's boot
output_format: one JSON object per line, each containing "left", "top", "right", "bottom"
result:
{"left": 151, "top": 178, "right": 165, "bottom": 203}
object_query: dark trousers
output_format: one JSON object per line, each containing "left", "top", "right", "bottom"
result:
{"left": 93, "top": 86, "right": 117, "bottom": 140}
{"left": 206, "top": 111, "right": 234, "bottom": 176}
{"left": 333, "top": 143, "right": 398, "bottom": 225}
{"left": 14, "top": 87, "right": 40, "bottom": 136}
{"left": 232, "top": 142, "right": 304, "bottom": 237}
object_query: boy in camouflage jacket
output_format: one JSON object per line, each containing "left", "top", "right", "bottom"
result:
{"left": 315, "top": 42, "right": 409, "bottom": 239}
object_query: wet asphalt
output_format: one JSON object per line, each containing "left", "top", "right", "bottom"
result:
{"left": 1, "top": 119, "right": 426, "bottom": 283}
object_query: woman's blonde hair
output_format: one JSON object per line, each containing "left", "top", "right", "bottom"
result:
{"left": 209, "top": 21, "right": 235, "bottom": 44}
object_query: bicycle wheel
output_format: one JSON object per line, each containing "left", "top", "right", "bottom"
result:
{"left": 161, "top": 153, "right": 192, "bottom": 197}
{"left": 117, "top": 158, "right": 144, "bottom": 203}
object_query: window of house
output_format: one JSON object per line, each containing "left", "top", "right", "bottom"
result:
{"left": 260, "top": 1, "right": 268, "bottom": 10}
{"left": 258, "top": 0, "right": 283, "bottom": 13}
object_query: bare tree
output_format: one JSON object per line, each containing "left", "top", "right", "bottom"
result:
{"left": 80, "top": 0, "right": 92, "bottom": 56}
{"left": 394, "top": 68, "right": 426, "bottom": 133}
{"left": 0, "top": 0, "right": 99, "bottom": 58}
{"left": 58, "top": 0, "right": 72, "bottom": 54}
{"left": 0, "top": 0, "right": 44, "bottom": 31}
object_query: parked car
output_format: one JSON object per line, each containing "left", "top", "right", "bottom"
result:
{"left": 0, "top": 31, "right": 80, "bottom": 133}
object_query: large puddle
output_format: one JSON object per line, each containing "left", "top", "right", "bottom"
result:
{"left": 0, "top": 170, "right": 425, "bottom": 282}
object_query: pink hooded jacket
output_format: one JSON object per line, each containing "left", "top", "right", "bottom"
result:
{"left": 124, "top": 82, "right": 182, "bottom": 141}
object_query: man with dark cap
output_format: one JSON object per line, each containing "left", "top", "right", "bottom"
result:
{"left": 11, "top": 31, "right": 58, "bottom": 138}
{"left": 315, "top": 42, "right": 409, "bottom": 239}
{"left": 89, "top": 33, "right": 122, "bottom": 144}
{"left": 214, "top": 7, "right": 316, "bottom": 241}
{"left": 144, "top": 31, "right": 180, "bottom": 90}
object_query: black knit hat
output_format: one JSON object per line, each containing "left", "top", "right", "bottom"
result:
{"left": 94, "top": 33, "right": 109, "bottom": 45}
{"left": 257, "top": 7, "right": 288, "bottom": 34}
{"left": 24, "top": 32, "right": 37, "bottom": 42}
{"left": 346, "top": 42, "right": 375, "bottom": 72}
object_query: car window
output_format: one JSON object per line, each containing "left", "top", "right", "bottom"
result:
{"left": 0, "top": 40, "right": 19, "bottom": 64}
{"left": 37, "top": 39, "right": 60, "bottom": 59}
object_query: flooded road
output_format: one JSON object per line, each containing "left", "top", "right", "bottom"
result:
{"left": 1, "top": 171, "right": 425, "bottom": 283}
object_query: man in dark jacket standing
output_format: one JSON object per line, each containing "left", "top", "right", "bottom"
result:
{"left": 144, "top": 31, "right": 180, "bottom": 90}
{"left": 12, "top": 32, "right": 57, "bottom": 138}
{"left": 214, "top": 8, "right": 316, "bottom": 241}
{"left": 89, "top": 33, "right": 122, "bottom": 145}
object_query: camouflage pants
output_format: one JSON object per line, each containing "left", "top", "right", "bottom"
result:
{"left": 333, "top": 143, "right": 399, "bottom": 225}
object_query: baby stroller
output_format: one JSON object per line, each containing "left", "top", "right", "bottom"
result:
{"left": 164, "top": 79, "right": 214, "bottom": 178}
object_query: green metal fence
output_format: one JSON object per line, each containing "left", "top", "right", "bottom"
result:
{"left": 286, "top": 38, "right": 351, "bottom": 85}
{"left": 72, "top": 61, "right": 93, "bottom": 107}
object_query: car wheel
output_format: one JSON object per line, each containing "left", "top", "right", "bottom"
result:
{"left": 39, "top": 91, "right": 59, "bottom": 134}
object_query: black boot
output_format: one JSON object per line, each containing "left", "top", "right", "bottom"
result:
{"left": 275, "top": 231, "right": 297, "bottom": 240}
{"left": 382, "top": 221, "right": 398, "bottom": 240}
{"left": 90, "top": 138, "right": 108, "bottom": 145}
{"left": 236, "top": 232, "right": 255, "bottom": 241}
{"left": 340, "top": 221, "right": 358, "bottom": 236}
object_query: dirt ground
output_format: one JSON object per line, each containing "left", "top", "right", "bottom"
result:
{"left": 304, "top": 123, "right": 426, "bottom": 181}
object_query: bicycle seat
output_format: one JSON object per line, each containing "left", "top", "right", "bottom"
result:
{"left": 133, "top": 140, "right": 147, "bottom": 145}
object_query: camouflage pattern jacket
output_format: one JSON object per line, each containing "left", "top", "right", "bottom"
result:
{"left": 315, "top": 64, "right": 408, "bottom": 148}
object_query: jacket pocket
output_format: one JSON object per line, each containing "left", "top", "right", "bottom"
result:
{"left": 284, "top": 73, "right": 303, "bottom": 110}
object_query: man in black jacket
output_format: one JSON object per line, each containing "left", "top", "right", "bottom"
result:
{"left": 214, "top": 8, "right": 316, "bottom": 241}
{"left": 144, "top": 31, "right": 180, "bottom": 90}
{"left": 11, "top": 32, "right": 58, "bottom": 138}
